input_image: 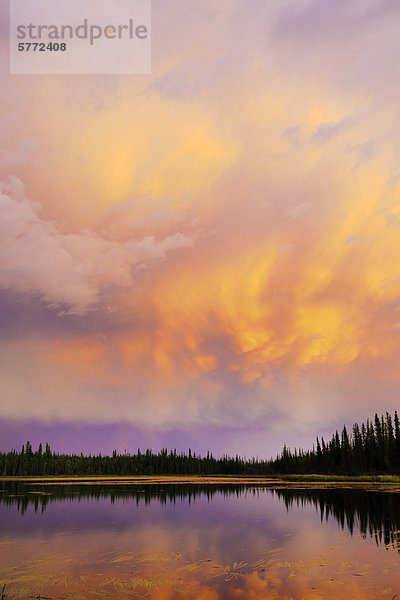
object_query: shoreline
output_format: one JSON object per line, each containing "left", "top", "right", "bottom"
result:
{"left": 2, "top": 473, "right": 400, "bottom": 488}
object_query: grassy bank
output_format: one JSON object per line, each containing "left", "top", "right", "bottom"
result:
{"left": 268, "top": 473, "right": 400, "bottom": 483}
{"left": 2, "top": 473, "right": 400, "bottom": 485}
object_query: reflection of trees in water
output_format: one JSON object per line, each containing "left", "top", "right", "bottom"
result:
{"left": 0, "top": 481, "right": 250, "bottom": 514}
{"left": 2, "top": 482, "right": 400, "bottom": 551}
{"left": 272, "top": 488, "right": 400, "bottom": 551}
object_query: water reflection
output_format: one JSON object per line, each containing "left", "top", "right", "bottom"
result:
{"left": 2, "top": 481, "right": 400, "bottom": 551}
{"left": 1, "top": 482, "right": 400, "bottom": 599}
{"left": 0, "top": 481, "right": 250, "bottom": 513}
{"left": 271, "top": 487, "right": 400, "bottom": 551}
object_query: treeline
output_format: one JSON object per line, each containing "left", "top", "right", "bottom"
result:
{"left": 2, "top": 411, "right": 400, "bottom": 476}
{"left": 271, "top": 411, "right": 400, "bottom": 475}
{"left": 0, "top": 442, "right": 268, "bottom": 476}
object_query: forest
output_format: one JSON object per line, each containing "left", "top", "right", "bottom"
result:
{"left": 0, "top": 442, "right": 263, "bottom": 476}
{"left": 270, "top": 410, "right": 400, "bottom": 474}
{"left": 1, "top": 411, "right": 400, "bottom": 476}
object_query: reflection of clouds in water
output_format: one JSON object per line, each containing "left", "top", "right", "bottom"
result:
{"left": 0, "top": 526, "right": 398, "bottom": 598}
{"left": 0, "top": 540, "right": 394, "bottom": 600}
{"left": 1, "top": 484, "right": 400, "bottom": 599}
{"left": 3, "top": 483, "right": 400, "bottom": 552}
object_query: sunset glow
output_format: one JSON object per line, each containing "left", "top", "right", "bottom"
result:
{"left": 2, "top": 0, "right": 400, "bottom": 456}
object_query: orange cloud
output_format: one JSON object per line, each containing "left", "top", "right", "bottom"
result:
{"left": 3, "top": 0, "right": 400, "bottom": 437}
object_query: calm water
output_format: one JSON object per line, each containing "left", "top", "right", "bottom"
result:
{"left": 1, "top": 481, "right": 400, "bottom": 599}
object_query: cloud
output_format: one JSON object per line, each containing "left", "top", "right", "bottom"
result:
{"left": 273, "top": 0, "right": 400, "bottom": 43}
{"left": 287, "top": 202, "right": 313, "bottom": 219}
{"left": 311, "top": 117, "right": 353, "bottom": 145}
{"left": 0, "top": 140, "right": 38, "bottom": 168}
{"left": 349, "top": 138, "right": 377, "bottom": 168}
{"left": 0, "top": 177, "right": 196, "bottom": 314}
{"left": 2, "top": 0, "right": 400, "bottom": 454}
{"left": 345, "top": 233, "right": 358, "bottom": 245}
{"left": 136, "top": 233, "right": 193, "bottom": 259}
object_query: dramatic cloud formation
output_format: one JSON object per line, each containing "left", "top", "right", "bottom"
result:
{"left": 1, "top": 0, "right": 400, "bottom": 455}
{"left": 0, "top": 177, "right": 195, "bottom": 313}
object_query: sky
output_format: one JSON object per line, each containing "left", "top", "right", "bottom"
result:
{"left": 1, "top": 0, "right": 400, "bottom": 458}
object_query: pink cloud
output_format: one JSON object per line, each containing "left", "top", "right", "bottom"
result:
{"left": 0, "top": 177, "right": 196, "bottom": 314}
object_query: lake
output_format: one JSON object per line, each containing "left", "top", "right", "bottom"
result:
{"left": 1, "top": 479, "right": 400, "bottom": 599}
